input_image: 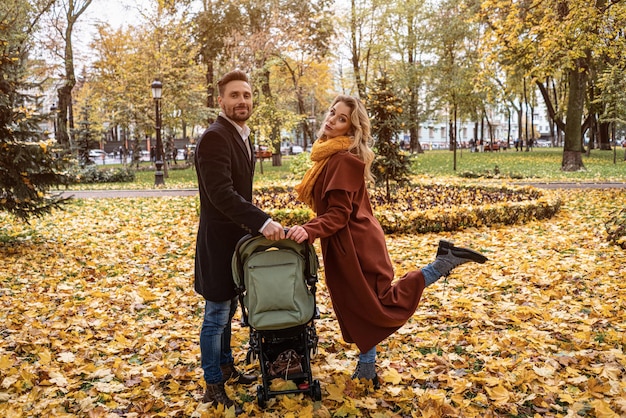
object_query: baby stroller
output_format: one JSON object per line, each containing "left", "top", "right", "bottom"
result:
{"left": 232, "top": 234, "right": 322, "bottom": 407}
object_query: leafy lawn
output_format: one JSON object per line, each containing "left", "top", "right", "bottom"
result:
{"left": 58, "top": 148, "right": 626, "bottom": 191}
{"left": 1, "top": 185, "right": 625, "bottom": 417}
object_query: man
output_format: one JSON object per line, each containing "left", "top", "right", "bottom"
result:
{"left": 194, "top": 69, "right": 285, "bottom": 413}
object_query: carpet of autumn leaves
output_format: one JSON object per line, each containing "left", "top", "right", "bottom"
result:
{"left": 1, "top": 186, "right": 625, "bottom": 418}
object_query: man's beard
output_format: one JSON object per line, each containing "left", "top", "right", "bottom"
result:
{"left": 226, "top": 106, "right": 251, "bottom": 122}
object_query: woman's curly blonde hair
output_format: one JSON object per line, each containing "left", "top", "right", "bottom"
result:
{"left": 317, "top": 95, "right": 375, "bottom": 183}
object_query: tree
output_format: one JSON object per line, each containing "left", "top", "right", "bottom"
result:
{"left": 0, "top": 0, "right": 71, "bottom": 221}
{"left": 369, "top": 75, "right": 411, "bottom": 200}
{"left": 595, "top": 63, "right": 626, "bottom": 162}
{"left": 73, "top": 105, "right": 96, "bottom": 167}
{"left": 88, "top": 5, "right": 206, "bottom": 160}
{"left": 345, "top": 0, "right": 389, "bottom": 99}
{"left": 48, "top": 0, "right": 93, "bottom": 150}
{"left": 427, "top": 0, "right": 483, "bottom": 170}
{"left": 194, "top": 1, "right": 243, "bottom": 115}
{"left": 480, "top": 0, "right": 626, "bottom": 171}
{"left": 203, "top": 0, "right": 335, "bottom": 166}
{"left": 385, "top": 0, "right": 430, "bottom": 154}
{"left": 270, "top": 0, "right": 335, "bottom": 150}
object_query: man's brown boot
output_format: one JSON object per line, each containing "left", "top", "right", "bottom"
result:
{"left": 202, "top": 382, "right": 243, "bottom": 415}
{"left": 221, "top": 363, "right": 257, "bottom": 385}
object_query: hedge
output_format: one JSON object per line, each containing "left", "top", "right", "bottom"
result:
{"left": 256, "top": 183, "right": 562, "bottom": 234}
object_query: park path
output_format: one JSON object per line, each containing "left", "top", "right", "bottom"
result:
{"left": 56, "top": 189, "right": 199, "bottom": 199}
{"left": 56, "top": 182, "right": 626, "bottom": 199}
{"left": 513, "top": 181, "right": 626, "bottom": 189}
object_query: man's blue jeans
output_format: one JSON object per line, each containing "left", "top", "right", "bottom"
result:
{"left": 200, "top": 297, "right": 238, "bottom": 384}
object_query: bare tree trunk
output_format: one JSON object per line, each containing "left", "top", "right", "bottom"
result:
{"left": 523, "top": 77, "right": 530, "bottom": 151}
{"left": 206, "top": 60, "right": 215, "bottom": 121}
{"left": 57, "top": 84, "right": 72, "bottom": 147}
{"left": 55, "top": 0, "right": 93, "bottom": 150}
{"left": 452, "top": 103, "right": 458, "bottom": 171}
{"left": 506, "top": 109, "right": 512, "bottom": 148}
{"left": 562, "top": 65, "right": 586, "bottom": 171}
{"left": 517, "top": 97, "right": 523, "bottom": 149}
{"left": 350, "top": 0, "right": 365, "bottom": 98}
{"left": 598, "top": 121, "right": 612, "bottom": 150}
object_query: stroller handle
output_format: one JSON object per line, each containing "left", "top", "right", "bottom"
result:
{"left": 233, "top": 232, "right": 318, "bottom": 291}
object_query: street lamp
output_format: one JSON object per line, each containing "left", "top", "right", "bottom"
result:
{"left": 151, "top": 79, "right": 164, "bottom": 186}
{"left": 50, "top": 104, "right": 57, "bottom": 140}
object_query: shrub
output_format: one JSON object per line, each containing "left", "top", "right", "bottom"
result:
{"left": 72, "top": 165, "right": 136, "bottom": 184}
{"left": 459, "top": 165, "right": 527, "bottom": 179}
{"left": 254, "top": 183, "right": 562, "bottom": 233}
{"left": 289, "top": 152, "right": 313, "bottom": 179}
{"left": 134, "top": 162, "right": 193, "bottom": 172}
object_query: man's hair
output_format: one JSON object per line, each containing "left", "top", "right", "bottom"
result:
{"left": 217, "top": 70, "right": 250, "bottom": 97}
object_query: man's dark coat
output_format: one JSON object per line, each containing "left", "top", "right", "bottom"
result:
{"left": 194, "top": 116, "right": 269, "bottom": 301}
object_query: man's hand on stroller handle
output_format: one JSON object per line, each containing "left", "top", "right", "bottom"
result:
{"left": 286, "top": 225, "right": 309, "bottom": 244}
{"left": 261, "top": 220, "right": 285, "bottom": 240}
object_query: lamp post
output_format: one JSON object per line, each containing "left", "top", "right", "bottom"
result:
{"left": 50, "top": 104, "right": 57, "bottom": 140}
{"left": 151, "top": 80, "right": 164, "bottom": 186}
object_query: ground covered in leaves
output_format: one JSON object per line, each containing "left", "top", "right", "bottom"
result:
{"left": 1, "top": 187, "right": 625, "bottom": 417}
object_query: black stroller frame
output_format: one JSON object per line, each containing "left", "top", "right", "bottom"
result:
{"left": 233, "top": 234, "right": 322, "bottom": 407}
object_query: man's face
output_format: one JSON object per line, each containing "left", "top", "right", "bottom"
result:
{"left": 218, "top": 80, "right": 253, "bottom": 125}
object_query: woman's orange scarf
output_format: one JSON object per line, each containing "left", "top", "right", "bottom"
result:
{"left": 295, "top": 136, "right": 352, "bottom": 211}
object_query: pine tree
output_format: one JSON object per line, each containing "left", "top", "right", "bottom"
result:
{"left": 1, "top": 2, "right": 72, "bottom": 221}
{"left": 368, "top": 75, "right": 412, "bottom": 199}
{"left": 73, "top": 105, "right": 96, "bottom": 167}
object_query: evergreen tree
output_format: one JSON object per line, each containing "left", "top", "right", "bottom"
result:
{"left": 73, "top": 105, "right": 96, "bottom": 167}
{"left": 1, "top": 1, "right": 72, "bottom": 221}
{"left": 368, "top": 75, "right": 412, "bottom": 199}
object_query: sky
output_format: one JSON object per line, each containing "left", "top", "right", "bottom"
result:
{"left": 72, "top": 0, "right": 346, "bottom": 66}
{"left": 73, "top": 0, "right": 161, "bottom": 65}
{"left": 82, "top": 0, "right": 149, "bottom": 29}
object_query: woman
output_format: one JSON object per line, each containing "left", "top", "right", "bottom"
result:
{"left": 286, "top": 95, "right": 487, "bottom": 386}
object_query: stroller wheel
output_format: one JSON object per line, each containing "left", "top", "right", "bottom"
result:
{"left": 256, "top": 384, "right": 267, "bottom": 408}
{"left": 312, "top": 380, "right": 322, "bottom": 401}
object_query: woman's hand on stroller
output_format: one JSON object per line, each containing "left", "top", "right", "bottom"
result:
{"left": 286, "top": 225, "right": 308, "bottom": 244}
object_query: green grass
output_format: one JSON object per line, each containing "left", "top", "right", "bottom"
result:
{"left": 64, "top": 148, "right": 626, "bottom": 190}
{"left": 413, "top": 147, "right": 626, "bottom": 181}
{"left": 133, "top": 164, "right": 199, "bottom": 187}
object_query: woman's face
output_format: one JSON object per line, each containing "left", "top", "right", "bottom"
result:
{"left": 322, "top": 101, "right": 352, "bottom": 138}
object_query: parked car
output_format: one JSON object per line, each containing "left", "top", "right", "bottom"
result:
{"left": 88, "top": 149, "right": 107, "bottom": 158}
{"left": 280, "top": 142, "right": 304, "bottom": 155}
{"left": 290, "top": 144, "right": 304, "bottom": 154}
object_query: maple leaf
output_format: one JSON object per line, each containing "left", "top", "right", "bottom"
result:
{"left": 382, "top": 367, "right": 402, "bottom": 385}
{"left": 325, "top": 382, "right": 346, "bottom": 402}
{"left": 587, "top": 378, "right": 612, "bottom": 399}
{"left": 0, "top": 355, "right": 13, "bottom": 370}
{"left": 591, "top": 399, "right": 620, "bottom": 418}
{"left": 485, "top": 384, "right": 511, "bottom": 405}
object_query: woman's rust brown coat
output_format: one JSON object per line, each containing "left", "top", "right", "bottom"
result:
{"left": 302, "top": 151, "right": 426, "bottom": 353}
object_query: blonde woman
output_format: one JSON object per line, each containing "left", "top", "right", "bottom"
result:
{"left": 287, "top": 95, "right": 487, "bottom": 386}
